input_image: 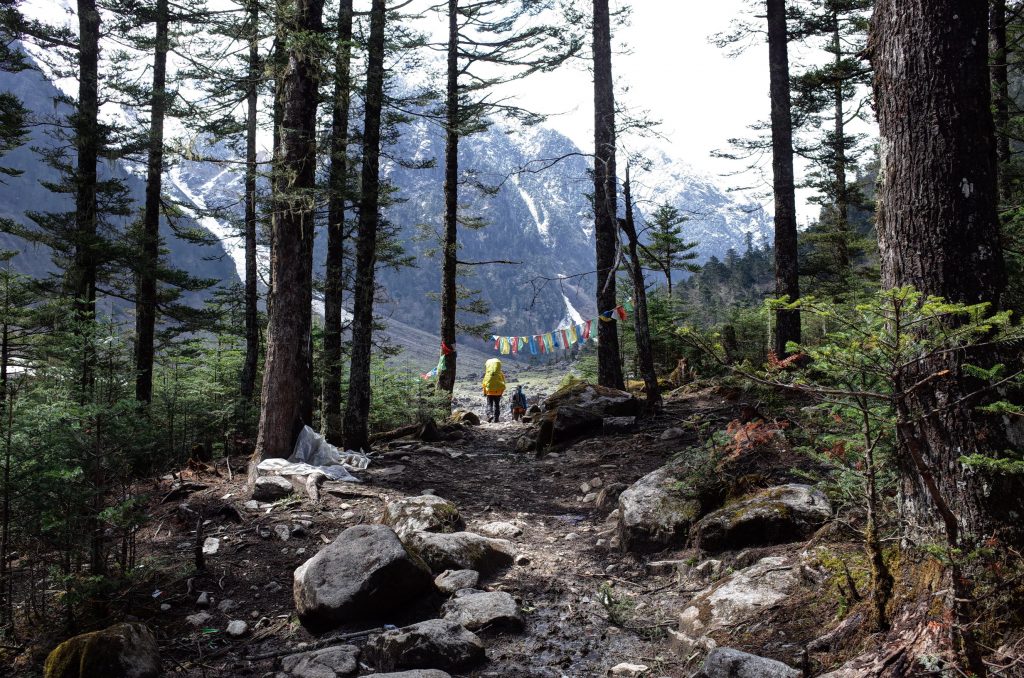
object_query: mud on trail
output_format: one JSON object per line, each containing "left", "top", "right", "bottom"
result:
{"left": 60, "top": 387, "right": 745, "bottom": 678}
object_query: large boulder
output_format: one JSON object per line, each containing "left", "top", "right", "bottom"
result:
{"left": 694, "top": 648, "right": 800, "bottom": 678}
{"left": 280, "top": 645, "right": 359, "bottom": 678}
{"left": 441, "top": 590, "right": 523, "bottom": 632}
{"left": 404, "top": 530, "right": 515, "bottom": 574}
{"left": 543, "top": 381, "right": 639, "bottom": 417}
{"left": 253, "top": 475, "right": 294, "bottom": 501}
{"left": 691, "top": 484, "right": 832, "bottom": 552}
{"left": 44, "top": 623, "right": 160, "bottom": 678}
{"left": 534, "top": 406, "right": 603, "bottom": 447}
{"left": 364, "top": 619, "right": 485, "bottom": 672}
{"left": 383, "top": 495, "right": 464, "bottom": 540}
{"left": 675, "top": 556, "right": 816, "bottom": 654}
{"left": 618, "top": 463, "right": 702, "bottom": 553}
{"left": 293, "top": 524, "right": 435, "bottom": 632}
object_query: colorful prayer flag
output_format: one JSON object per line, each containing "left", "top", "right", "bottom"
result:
{"left": 511, "top": 336, "right": 519, "bottom": 353}
{"left": 560, "top": 329, "right": 569, "bottom": 347}
{"left": 616, "top": 305, "right": 627, "bottom": 321}
{"left": 567, "top": 324, "right": 579, "bottom": 344}
{"left": 624, "top": 300, "right": 634, "bottom": 313}
{"left": 500, "top": 337, "right": 511, "bottom": 354}
{"left": 582, "top": 320, "right": 592, "bottom": 340}
{"left": 529, "top": 336, "right": 539, "bottom": 355}
{"left": 544, "top": 333, "right": 554, "bottom": 352}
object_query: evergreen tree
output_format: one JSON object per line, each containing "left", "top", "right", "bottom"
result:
{"left": 639, "top": 202, "right": 698, "bottom": 296}
{"left": 254, "top": 0, "right": 324, "bottom": 461}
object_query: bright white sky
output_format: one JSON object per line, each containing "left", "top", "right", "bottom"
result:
{"left": 23, "top": 0, "right": 831, "bottom": 222}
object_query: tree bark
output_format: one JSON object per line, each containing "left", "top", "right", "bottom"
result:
{"left": 831, "top": 14, "right": 849, "bottom": 273}
{"left": 990, "top": 0, "right": 1012, "bottom": 204}
{"left": 593, "top": 0, "right": 624, "bottom": 390}
{"left": 135, "top": 0, "right": 169, "bottom": 404}
{"left": 871, "top": 0, "right": 1018, "bottom": 547}
{"left": 73, "top": 0, "right": 100, "bottom": 396}
{"left": 341, "top": 0, "right": 386, "bottom": 452}
{"left": 323, "top": 0, "right": 353, "bottom": 443}
{"left": 254, "top": 0, "right": 322, "bottom": 462}
{"left": 620, "top": 170, "right": 660, "bottom": 409}
{"left": 240, "top": 0, "right": 260, "bottom": 404}
{"left": 767, "top": 0, "right": 800, "bottom": 357}
{"left": 437, "top": 0, "right": 459, "bottom": 395}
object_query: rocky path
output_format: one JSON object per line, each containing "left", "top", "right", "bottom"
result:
{"left": 136, "top": 392, "right": 733, "bottom": 678}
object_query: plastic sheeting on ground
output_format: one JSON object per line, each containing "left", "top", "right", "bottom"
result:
{"left": 256, "top": 426, "right": 371, "bottom": 483}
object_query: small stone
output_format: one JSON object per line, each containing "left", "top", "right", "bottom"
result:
{"left": 250, "top": 610, "right": 260, "bottom": 619}
{"left": 226, "top": 620, "right": 248, "bottom": 638}
{"left": 196, "top": 592, "right": 211, "bottom": 608}
{"left": 159, "top": 603, "right": 171, "bottom": 612}
{"left": 341, "top": 511, "right": 356, "bottom": 520}
{"left": 580, "top": 482, "right": 592, "bottom": 494}
{"left": 339, "top": 503, "right": 352, "bottom": 510}
{"left": 590, "top": 477, "right": 603, "bottom": 488}
{"left": 244, "top": 500, "right": 260, "bottom": 510}
{"left": 273, "top": 524, "right": 291, "bottom": 542}
{"left": 477, "top": 521, "right": 522, "bottom": 539}
{"left": 202, "top": 537, "right": 220, "bottom": 555}
{"left": 252, "top": 475, "right": 293, "bottom": 502}
{"left": 435, "top": 569, "right": 480, "bottom": 595}
{"left": 660, "top": 427, "right": 685, "bottom": 441}
{"left": 609, "top": 662, "right": 649, "bottom": 677}
{"left": 186, "top": 611, "right": 213, "bottom": 627}
{"left": 264, "top": 581, "right": 283, "bottom": 594}
{"left": 291, "top": 523, "right": 308, "bottom": 537}
{"left": 596, "top": 539, "right": 607, "bottom": 548}
{"left": 217, "top": 599, "right": 237, "bottom": 614}
{"left": 296, "top": 547, "right": 307, "bottom": 555}
{"left": 564, "top": 533, "right": 578, "bottom": 541}
{"left": 514, "top": 554, "right": 530, "bottom": 566}
{"left": 582, "top": 492, "right": 598, "bottom": 504}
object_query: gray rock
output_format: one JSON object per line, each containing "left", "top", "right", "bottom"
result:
{"left": 548, "top": 406, "right": 603, "bottom": 444}
{"left": 543, "top": 382, "right": 640, "bottom": 417}
{"left": 384, "top": 495, "right": 464, "bottom": 540}
{"left": 217, "top": 598, "right": 237, "bottom": 614}
{"left": 274, "top": 524, "right": 292, "bottom": 542}
{"left": 225, "top": 620, "right": 248, "bottom": 638}
{"left": 202, "top": 537, "right": 220, "bottom": 555}
{"left": 441, "top": 590, "right": 523, "bottom": 632}
{"left": 43, "top": 622, "right": 161, "bottom": 678}
{"left": 691, "top": 483, "right": 832, "bottom": 552}
{"left": 196, "top": 591, "right": 211, "bottom": 608}
{"left": 595, "top": 482, "right": 628, "bottom": 509}
{"left": 294, "top": 524, "right": 435, "bottom": 632}
{"left": 476, "top": 521, "right": 522, "bottom": 539}
{"left": 675, "top": 556, "right": 807, "bottom": 654}
{"left": 280, "top": 644, "right": 359, "bottom": 678}
{"left": 694, "top": 647, "right": 800, "bottom": 678}
{"left": 253, "top": 475, "right": 293, "bottom": 502}
{"left": 602, "top": 416, "right": 636, "bottom": 434}
{"left": 660, "top": 427, "right": 685, "bottom": 441}
{"left": 365, "top": 619, "right": 485, "bottom": 672}
{"left": 617, "top": 463, "right": 701, "bottom": 553}
{"left": 434, "top": 569, "right": 480, "bottom": 595}
{"left": 370, "top": 672, "right": 451, "bottom": 678}
{"left": 609, "top": 663, "right": 649, "bottom": 677}
{"left": 186, "top": 611, "right": 213, "bottom": 627}
{"left": 403, "top": 531, "right": 515, "bottom": 574}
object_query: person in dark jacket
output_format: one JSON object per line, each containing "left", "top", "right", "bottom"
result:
{"left": 510, "top": 385, "right": 527, "bottom": 422}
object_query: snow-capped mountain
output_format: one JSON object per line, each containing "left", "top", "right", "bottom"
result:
{"left": 0, "top": 48, "right": 771, "bottom": 348}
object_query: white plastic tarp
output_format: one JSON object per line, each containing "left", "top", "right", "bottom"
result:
{"left": 256, "top": 426, "right": 370, "bottom": 482}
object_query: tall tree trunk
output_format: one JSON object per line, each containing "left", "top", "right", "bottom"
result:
{"left": 767, "top": 0, "right": 800, "bottom": 357}
{"left": 254, "top": 0, "right": 322, "bottom": 462}
{"left": 341, "top": 0, "right": 385, "bottom": 452}
{"left": 832, "top": 14, "right": 849, "bottom": 273}
{"left": 991, "top": 0, "right": 1012, "bottom": 204}
{"left": 240, "top": 0, "right": 260, "bottom": 404}
{"left": 437, "top": 0, "right": 459, "bottom": 395}
{"left": 135, "top": 0, "right": 169, "bottom": 404}
{"left": 323, "top": 0, "right": 353, "bottom": 443}
{"left": 592, "top": 0, "right": 624, "bottom": 389}
{"left": 871, "top": 0, "right": 1017, "bottom": 669}
{"left": 73, "top": 0, "right": 100, "bottom": 396}
{"left": 872, "top": 0, "right": 1011, "bottom": 541}
{"left": 621, "top": 170, "right": 660, "bottom": 409}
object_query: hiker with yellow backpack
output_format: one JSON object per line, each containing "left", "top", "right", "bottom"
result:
{"left": 482, "top": 358, "right": 506, "bottom": 423}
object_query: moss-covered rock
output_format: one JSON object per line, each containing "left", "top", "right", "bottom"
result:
{"left": 403, "top": 531, "right": 515, "bottom": 574}
{"left": 383, "top": 495, "right": 464, "bottom": 540}
{"left": 542, "top": 382, "right": 639, "bottom": 417}
{"left": 44, "top": 622, "right": 160, "bottom": 678}
{"left": 690, "top": 484, "right": 832, "bottom": 553}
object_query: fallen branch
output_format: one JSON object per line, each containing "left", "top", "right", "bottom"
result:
{"left": 245, "top": 627, "right": 385, "bottom": 661}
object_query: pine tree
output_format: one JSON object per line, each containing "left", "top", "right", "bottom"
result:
{"left": 639, "top": 202, "right": 698, "bottom": 296}
{"left": 254, "top": 0, "right": 324, "bottom": 461}
{"left": 341, "top": 0, "right": 386, "bottom": 453}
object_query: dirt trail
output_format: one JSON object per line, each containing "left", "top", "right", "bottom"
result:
{"left": 134, "top": 390, "right": 738, "bottom": 678}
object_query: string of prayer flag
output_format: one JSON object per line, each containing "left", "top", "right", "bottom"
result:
{"left": 487, "top": 301, "right": 633, "bottom": 355}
